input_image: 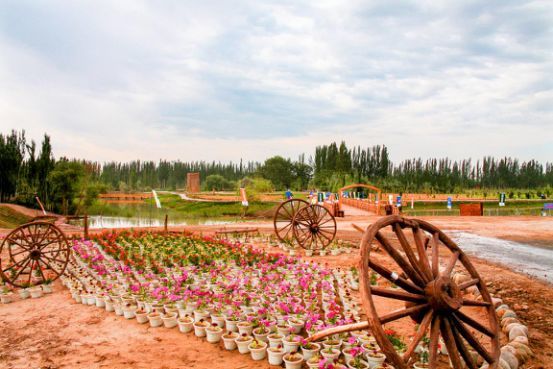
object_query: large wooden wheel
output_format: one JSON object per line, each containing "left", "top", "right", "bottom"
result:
{"left": 273, "top": 199, "right": 309, "bottom": 242}
{"left": 358, "top": 216, "right": 500, "bottom": 369}
{"left": 292, "top": 205, "right": 336, "bottom": 250}
{"left": 0, "top": 222, "right": 70, "bottom": 288}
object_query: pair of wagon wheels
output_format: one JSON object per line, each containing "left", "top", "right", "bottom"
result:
{"left": 309, "top": 215, "right": 500, "bottom": 369}
{"left": 0, "top": 222, "right": 70, "bottom": 288}
{"left": 273, "top": 198, "right": 337, "bottom": 250}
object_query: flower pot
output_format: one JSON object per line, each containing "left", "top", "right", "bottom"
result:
{"left": 211, "top": 314, "right": 226, "bottom": 328}
{"left": 177, "top": 317, "right": 194, "bottom": 333}
{"left": 319, "top": 250, "right": 327, "bottom": 256}
{"left": 136, "top": 311, "right": 149, "bottom": 324}
{"left": 267, "top": 347, "right": 285, "bottom": 365}
{"left": 95, "top": 295, "right": 106, "bottom": 308}
{"left": 323, "top": 339, "right": 342, "bottom": 350}
{"left": 19, "top": 289, "right": 30, "bottom": 299}
{"left": 42, "top": 284, "right": 53, "bottom": 293}
{"left": 412, "top": 363, "right": 428, "bottom": 369}
{"left": 206, "top": 326, "right": 223, "bottom": 343}
{"left": 347, "top": 359, "right": 370, "bottom": 369}
{"left": 87, "top": 294, "right": 96, "bottom": 305}
{"left": 30, "top": 287, "right": 43, "bottom": 299}
{"left": 147, "top": 313, "right": 163, "bottom": 328}
{"left": 287, "top": 318, "right": 305, "bottom": 334}
{"left": 253, "top": 327, "right": 270, "bottom": 343}
{"left": 161, "top": 312, "right": 178, "bottom": 328}
{"left": 0, "top": 293, "right": 13, "bottom": 304}
{"left": 248, "top": 341, "right": 268, "bottom": 360}
{"left": 268, "top": 333, "right": 284, "bottom": 348}
{"left": 193, "top": 321, "right": 208, "bottom": 337}
{"left": 114, "top": 303, "right": 124, "bottom": 316}
{"left": 235, "top": 336, "right": 253, "bottom": 354}
{"left": 321, "top": 348, "right": 341, "bottom": 361}
{"left": 193, "top": 309, "right": 210, "bottom": 322}
{"left": 225, "top": 319, "right": 239, "bottom": 332}
{"left": 306, "top": 356, "right": 323, "bottom": 368}
{"left": 222, "top": 333, "right": 239, "bottom": 350}
{"left": 237, "top": 321, "right": 254, "bottom": 336}
{"left": 305, "top": 250, "right": 313, "bottom": 257}
{"left": 301, "top": 343, "right": 321, "bottom": 361}
{"left": 277, "top": 324, "right": 291, "bottom": 336}
{"left": 282, "top": 336, "right": 301, "bottom": 354}
{"left": 283, "top": 352, "right": 303, "bottom": 369}
{"left": 366, "top": 352, "right": 386, "bottom": 368}
{"left": 123, "top": 306, "right": 137, "bottom": 319}
{"left": 104, "top": 298, "right": 115, "bottom": 312}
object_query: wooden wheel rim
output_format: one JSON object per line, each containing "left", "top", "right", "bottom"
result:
{"left": 0, "top": 221, "right": 70, "bottom": 288}
{"left": 359, "top": 215, "right": 500, "bottom": 369}
{"left": 292, "top": 205, "right": 337, "bottom": 250}
{"left": 273, "top": 199, "right": 309, "bottom": 242}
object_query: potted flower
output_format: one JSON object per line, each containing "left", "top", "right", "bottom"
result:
{"left": 323, "top": 338, "right": 342, "bottom": 350}
{"left": 282, "top": 333, "right": 301, "bottom": 353}
{"left": 282, "top": 350, "right": 303, "bottom": 369}
{"left": 29, "top": 284, "right": 43, "bottom": 299}
{"left": 321, "top": 346, "right": 341, "bottom": 361}
{"left": 375, "top": 364, "right": 395, "bottom": 369}
{"left": 234, "top": 333, "right": 253, "bottom": 354}
{"left": 206, "top": 323, "right": 223, "bottom": 343}
{"left": 135, "top": 308, "right": 149, "bottom": 324}
{"left": 18, "top": 283, "right": 30, "bottom": 299}
{"left": 300, "top": 339, "right": 321, "bottom": 361}
{"left": 253, "top": 321, "right": 270, "bottom": 343}
{"left": 210, "top": 312, "right": 226, "bottom": 328}
{"left": 413, "top": 348, "right": 429, "bottom": 369}
{"left": 237, "top": 320, "right": 254, "bottom": 336}
{"left": 42, "top": 278, "right": 53, "bottom": 293}
{"left": 123, "top": 303, "right": 137, "bottom": 319}
{"left": 306, "top": 354, "right": 323, "bottom": 368}
{"left": 267, "top": 344, "right": 286, "bottom": 365}
{"left": 248, "top": 339, "right": 268, "bottom": 360}
{"left": 287, "top": 317, "right": 305, "bottom": 334}
{"left": 147, "top": 311, "right": 163, "bottom": 327}
{"left": 193, "top": 318, "right": 209, "bottom": 337}
{"left": 177, "top": 315, "right": 194, "bottom": 333}
{"left": 222, "top": 331, "right": 239, "bottom": 350}
{"left": 365, "top": 349, "right": 386, "bottom": 368}
{"left": 268, "top": 332, "right": 284, "bottom": 348}
{"left": 161, "top": 311, "right": 178, "bottom": 328}
{"left": 347, "top": 346, "right": 369, "bottom": 369}
{"left": 0, "top": 285, "right": 13, "bottom": 304}
{"left": 224, "top": 313, "right": 240, "bottom": 332}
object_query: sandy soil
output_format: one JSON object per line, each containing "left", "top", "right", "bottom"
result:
{"left": 1, "top": 214, "right": 553, "bottom": 368}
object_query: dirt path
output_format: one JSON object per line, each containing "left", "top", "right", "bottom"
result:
{"left": 1, "top": 216, "right": 553, "bottom": 368}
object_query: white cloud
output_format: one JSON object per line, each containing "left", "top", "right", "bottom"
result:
{"left": 0, "top": 0, "right": 551, "bottom": 164}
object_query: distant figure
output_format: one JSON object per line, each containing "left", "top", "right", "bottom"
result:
{"left": 285, "top": 189, "right": 293, "bottom": 200}
{"left": 385, "top": 204, "right": 394, "bottom": 215}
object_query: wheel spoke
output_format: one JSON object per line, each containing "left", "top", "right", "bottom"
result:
{"left": 459, "top": 278, "right": 480, "bottom": 290}
{"left": 462, "top": 299, "right": 491, "bottom": 307}
{"left": 368, "top": 259, "right": 424, "bottom": 294}
{"left": 370, "top": 286, "right": 426, "bottom": 303}
{"left": 403, "top": 310, "right": 433, "bottom": 363}
{"left": 392, "top": 224, "right": 428, "bottom": 283}
{"left": 450, "top": 314, "right": 495, "bottom": 364}
{"left": 431, "top": 232, "right": 440, "bottom": 278}
{"left": 454, "top": 310, "right": 495, "bottom": 338}
{"left": 441, "top": 316, "right": 465, "bottom": 369}
{"left": 412, "top": 226, "right": 433, "bottom": 281}
{"left": 429, "top": 315, "right": 441, "bottom": 366}
{"left": 12, "top": 257, "right": 32, "bottom": 282}
{"left": 379, "top": 303, "right": 429, "bottom": 324}
{"left": 376, "top": 231, "right": 427, "bottom": 287}
{"left": 448, "top": 317, "right": 478, "bottom": 369}
{"left": 443, "top": 250, "right": 460, "bottom": 276}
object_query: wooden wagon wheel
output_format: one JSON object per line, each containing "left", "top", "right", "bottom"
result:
{"left": 358, "top": 216, "right": 500, "bottom": 369}
{"left": 0, "top": 221, "right": 70, "bottom": 288}
{"left": 273, "top": 199, "right": 309, "bottom": 242}
{"left": 291, "top": 204, "right": 336, "bottom": 250}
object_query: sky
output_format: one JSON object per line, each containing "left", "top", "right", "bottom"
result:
{"left": 0, "top": 0, "right": 552, "bottom": 164}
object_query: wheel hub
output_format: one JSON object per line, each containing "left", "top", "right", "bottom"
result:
{"left": 29, "top": 249, "right": 42, "bottom": 260}
{"left": 424, "top": 276, "right": 462, "bottom": 312}
{"left": 310, "top": 224, "right": 319, "bottom": 233}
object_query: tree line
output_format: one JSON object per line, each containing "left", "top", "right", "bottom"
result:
{"left": 2, "top": 130, "right": 552, "bottom": 215}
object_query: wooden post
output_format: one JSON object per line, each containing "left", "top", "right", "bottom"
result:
{"left": 164, "top": 214, "right": 168, "bottom": 233}
{"left": 84, "top": 214, "right": 89, "bottom": 239}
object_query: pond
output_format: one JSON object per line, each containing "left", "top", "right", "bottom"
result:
{"left": 86, "top": 215, "right": 238, "bottom": 229}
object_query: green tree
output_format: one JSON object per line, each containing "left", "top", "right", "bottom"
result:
{"left": 259, "top": 156, "right": 294, "bottom": 190}
{"left": 204, "top": 174, "right": 234, "bottom": 191}
{"left": 48, "top": 159, "right": 86, "bottom": 215}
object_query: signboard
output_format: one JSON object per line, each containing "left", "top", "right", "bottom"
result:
{"left": 447, "top": 197, "right": 452, "bottom": 210}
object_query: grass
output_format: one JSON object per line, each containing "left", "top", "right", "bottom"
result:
{"left": 0, "top": 205, "right": 33, "bottom": 228}
{"left": 87, "top": 193, "right": 276, "bottom": 219}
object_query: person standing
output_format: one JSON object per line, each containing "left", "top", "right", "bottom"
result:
{"left": 285, "top": 188, "right": 293, "bottom": 200}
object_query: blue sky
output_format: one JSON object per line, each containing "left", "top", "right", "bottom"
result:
{"left": 0, "top": 0, "right": 551, "bottom": 163}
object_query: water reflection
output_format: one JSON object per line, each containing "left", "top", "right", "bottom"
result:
{"left": 87, "top": 216, "right": 235, "bottom": 229}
